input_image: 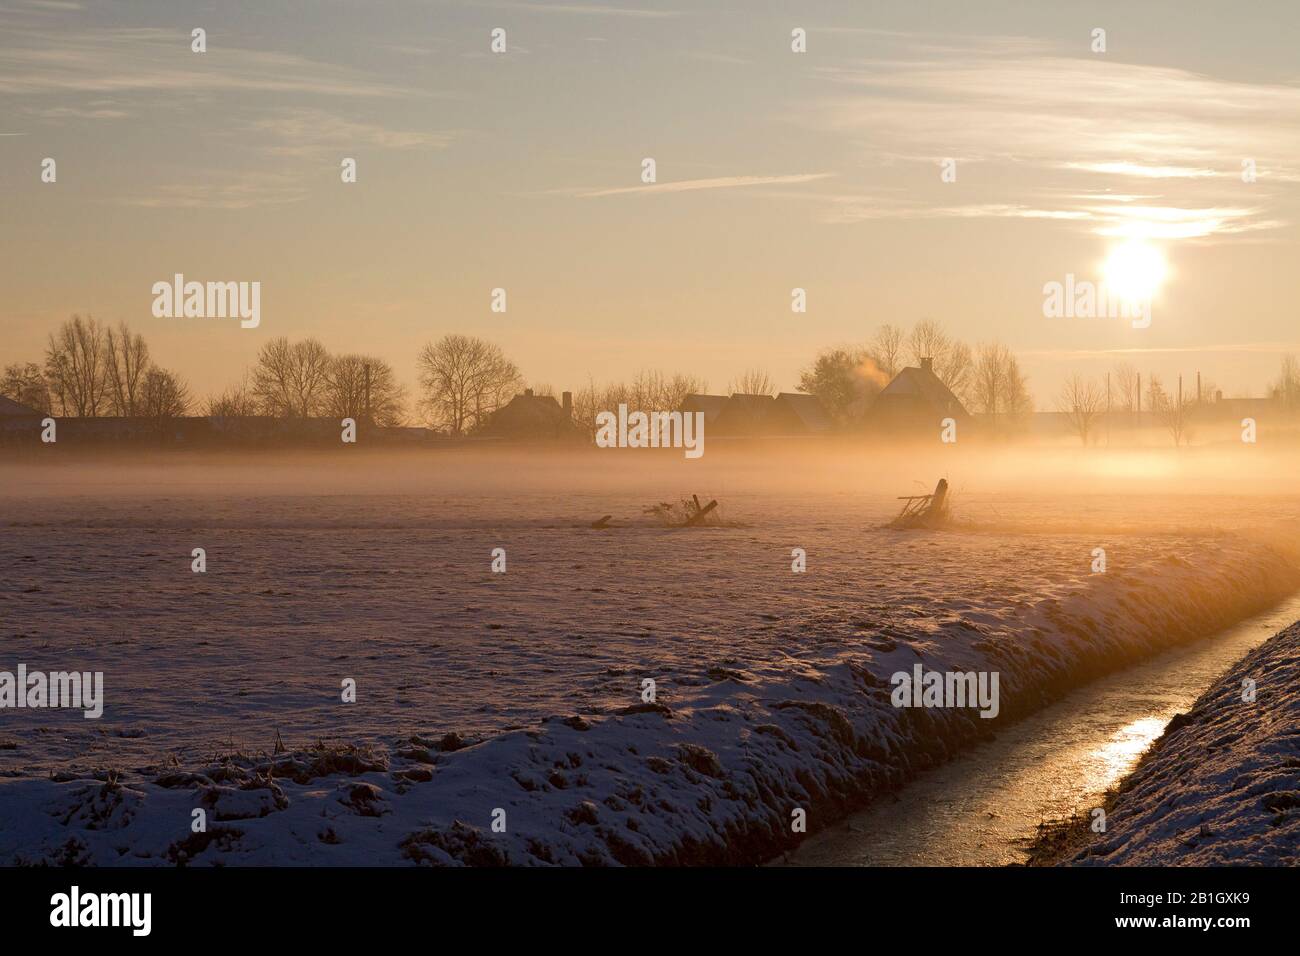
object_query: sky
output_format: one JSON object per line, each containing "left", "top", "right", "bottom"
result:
{"left": 3, "top": 0, "right": 1299, "bottom": 408}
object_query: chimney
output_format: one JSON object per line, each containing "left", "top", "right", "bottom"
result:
{"left": 919, "top": 357, "right": 934, "bottom": 373}
{"left": 561, "top": 390, "right": 573, "bottom": 418}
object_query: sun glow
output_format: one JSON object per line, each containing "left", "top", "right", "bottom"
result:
{"left": 1103, "top": 240, "right": 1168, "bottom": 303}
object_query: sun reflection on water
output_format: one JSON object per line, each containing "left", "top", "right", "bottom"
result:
{"left": 1086, "top": 716, "right": 1168, "bottom": 788}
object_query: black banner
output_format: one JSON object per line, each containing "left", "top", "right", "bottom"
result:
{"left": 0, "top": 865, "right": 1279, "bottom": 942}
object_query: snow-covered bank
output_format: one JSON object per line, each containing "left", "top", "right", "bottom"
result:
{"left": 2, "top": 535, "right": 1296, "bottom": 865}
{"left": 1045, "top": 620, "right": 1300, "bottom": 866}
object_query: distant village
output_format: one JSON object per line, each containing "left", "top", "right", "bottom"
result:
{"left": 3, "top": 316, "right": 1299, "bottom": 450}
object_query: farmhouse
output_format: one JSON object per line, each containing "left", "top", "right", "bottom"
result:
{"left": 480, "top": 389, "right": 580, "bottom": 440}
{"left": 676, "top": 392, "right": 832, "bottom": 438}
{"left": 0, "top": 395, "right": 43, "bottom": 442}
{"left": 680, "top": 393, "right": 728, "bottom": 427}
{"left": 869, "top": 358, "right": 970, "bottom": 433}
{"left": 774, "top": 392, "right": 831, "bottom": 434}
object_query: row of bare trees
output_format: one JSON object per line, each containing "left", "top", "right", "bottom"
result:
{"left": 17, "top": 315, "right": 1293, "bottom": 444}
{"left": 2, "top": 322, "right": 514, "bottom": 434}
{"left": 207, "top": 338, "right": 408, "bottom": 426}
{"left": 1, "top": 316, "right": 191, "bottom": 421}
{"left": 569, "top": 369, "right": 708, "bottom": 438}
{"left": 3, "top": 319, "right": 411, "bottom": 428}
{"left": 3, "top": 320, "right": 1024, "bottom": 434}
{"left": 1057, "top": 368, "right": 1207, "bottom": 446}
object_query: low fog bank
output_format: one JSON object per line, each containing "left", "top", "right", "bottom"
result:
{"left": 3, "top": 441, "right": 1299, "bottom": 506}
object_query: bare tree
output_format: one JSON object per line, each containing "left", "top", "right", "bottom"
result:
{"left": 206, "top": 375, "right": 261, "bottom": 417}
{"left": 252, "top": 337, "right": 333, "bottom": 418}
{"left": 1145, "top": 374, "right": 1169, "bottom": 418}
{"left": 971, "top": 343, "right": 1032, "bottom": 425}
{"left": 570, "top": 377, "right": 603, "bottom": 438}
{"left": 570, "top": 370, "right": 706, "bottom": 438}
{"left": 416, "top": 334, "right": 522, "bottom": 435}
{"left": 44, "top": 315, "right": 108, "bottom": 416}
{"left": 727, "top": 368, "right": 777, "bottom": 397}
{"left": 1113, "top": 362, "right": 1140, "bottom": 413}
{"left": 907, "top": 319, "right": 973, "bottom": 402}
{"left": 1274, "top": 354, "right": 1300, "bottom": 412}
{"left": 1149, "top": 377, "right": 1192, "bottom": 446}
{"left": 325, "top": 354, "right": 407, "bottom": 426}
{"left": 631, "top": 369, "right": 706, "bottom": 409}
{"left": 1057, "top": 374, "right": 1105, "bottom": 446}
{"left": 1, "top": 362, "right": 53, "bottom": 414}
{"left": 1158, "top": 394, "right": 1191, "bottom": 446}
{"left": 103, "top": 322, "right": 150, "bottom": 416}
{"left": 139, "top": 367, "right": 192, "bottom": 429}
{"left": 869, "top": 324, "right": 905, "bottom": 378}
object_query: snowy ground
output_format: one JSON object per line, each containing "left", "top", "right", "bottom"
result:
{"left": 1055, "top": 621, "right": 1300, "bottom": 866}
{"left": 1, "top": 449, "right": 1299, "bottom": 864}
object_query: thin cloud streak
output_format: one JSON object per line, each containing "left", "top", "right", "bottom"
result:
{"left": 572, "top": 173, "right": 833, "bottom": 198}
{"left": 477, "top": 2, "right": 684, "bottom": 18}
{"left": 0, "top": 27, "right": 424, "bottom": 98}
{"left": 243, "top": 109, "right": 459, "bottom": 159}
{"left": 1063, "top": 162, "right": 1219, "bottom": 179}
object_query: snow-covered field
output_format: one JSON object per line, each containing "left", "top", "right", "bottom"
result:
{"left": 1057, "top": 620, "right": 1300, "bottom": 866}
{"left": 1, "top": 449, "right": 1298, "bottom": 864}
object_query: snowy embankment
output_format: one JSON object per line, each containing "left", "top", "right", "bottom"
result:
{"left": 1052, "top": 621, "right": 1300, "bottom": 866}
{"left": 1, "top": 537, "right": 1297, "bottom": 866}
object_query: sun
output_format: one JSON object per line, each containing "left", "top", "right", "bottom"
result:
{"left": 1103, "top": 240, "right": 1168, "bottom": 303}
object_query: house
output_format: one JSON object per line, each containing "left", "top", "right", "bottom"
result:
{"left": 680, "top": 394, "right": 729, "bottom": 427}
{"left": 0, "top": 395, "right": 43, "bottom": 422}
{"left": 694, "top": 392, "right": 832, "bottom": 437}
{"left": 205, "top": 415, "right": 336, "bottom": 445}
{"left": 774, "top": 392, "right": 831, "bottom": 434}
{"left": 869, "top": 358, "right": 970, "bottom": 433}
{"left": 480, "top": 389, "right": 579, "bottom": 440}
{"left": 1195, "top": 391, "right": 1278, "bottom": 423}
{"left": 0, "top": 395, "right": 43, "bottom": 441}
{"left": 373, "top": 425, "right": 434, "bottom": 443}
{"left": 53, "top": 416, "right": 219, "bottom": 444}
{"left": 711, "top": 394, "right": 778, "bottom": 436}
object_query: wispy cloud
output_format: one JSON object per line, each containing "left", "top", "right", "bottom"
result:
{"left": 107, "top": 172, "right": 310, "bottom": 210}
{"left": 477, "top": 2, "right": 683, "bottom": 18}
{"left": 569, "top": 173, "right": 832, "bottom": 198}
{"left": 244, "top": 109, "right": 458, "bottom": 159}
{"left": 0, "top": 27, "right": 420, "bottom": 98}
{"left": 819, "top": 193, "right": 1275, "bottom": 239}
{"left": 800, "top": 35, "right": 1300, "bottom": 238}
{"left": 1082, "top": 204, "right": 1277, "bottom": 239}
{"left": 1063, "top": 161, "right": 1219, "bottom": 179}
{"left": 22, "top": 102, "right": 129, "bottom": 120}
